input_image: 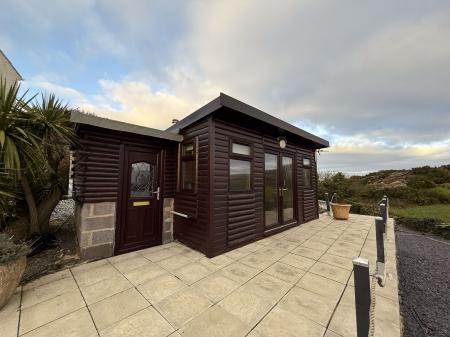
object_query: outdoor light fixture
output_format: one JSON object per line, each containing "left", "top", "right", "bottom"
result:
{"left": 278, "top": 137, "right": 287, "bottom": 149}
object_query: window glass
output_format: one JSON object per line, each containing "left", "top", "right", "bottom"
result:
{"left": 232, "top": 143, "right": 250, "bottom": 156}
{"left": 181, "top": 160, "right": 196, "bottom": 191}
{"left": 282, "top": 156, "right": 294, "bottom": 221}
{"left": 264, "top": 153, "right": 278, "bottom": 225}
{"left": 130, "top": 162, "right": 154, "bottom": 198}
{"left": 229, "top": 159, "right": 251, "bottom": 191}
{"left": 303, "top": 158, "right": 311, "bottom": 167}
{"left": 182, "top": 143, "right": 195, "bottom": 156}
{"left": 303, "top": 168, "right": 312, "bottom": 188}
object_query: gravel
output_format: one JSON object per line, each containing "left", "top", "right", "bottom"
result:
{"left": 395, "top": 224, "right": 450, "bottom": 337}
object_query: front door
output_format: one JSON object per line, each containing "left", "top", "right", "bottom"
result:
{"left": 116, "top": 146, "right": 162, "bottom": 254}
{"left": 264, "top": 152, "right": 295, "bottom": 231}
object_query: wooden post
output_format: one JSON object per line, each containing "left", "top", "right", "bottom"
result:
{"left": 375, "top": 217, "right": 385, "bottom": 264}
{"left": 353, "top": 257, "right": 371, "bottom": 337}
{"left": 325, "top": 193, "right": 331, "bottom": 216}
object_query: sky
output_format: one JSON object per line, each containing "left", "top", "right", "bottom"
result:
{"left": 1, "top": 0, "right": 449, "bottom": 174}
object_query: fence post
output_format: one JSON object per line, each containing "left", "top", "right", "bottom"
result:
{"left": 325, "top": 193, "right": 331, "bottom": 216}
{"left": 353, "top": 257, "right": 371, "bottom": 337}
{"left": 375, "top": 217, "right": 385, "bottom": 264}
{"left": 379, "top": 203, "right": 387, "bottom": 233}
{"left": 383, "top": 195, "right": 389, "bottom": 218}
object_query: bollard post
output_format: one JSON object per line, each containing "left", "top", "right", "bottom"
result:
{"left": 375, "top": 217, "right": 385, "bottom": 264}
{"left": 353, "top": 257, "right": 371, "bottom": 337}
{"left": 325, "top": 193, "right": 331, "bottom": 216}
{"left": 379, "top": 203, "right": 387, "bottom": 233}
{"left": 384, "top": 195, "right": 389, "bottom": 218}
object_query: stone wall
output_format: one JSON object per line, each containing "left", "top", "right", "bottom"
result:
{"left": 163, "top": 198, "right": 174, "bottom": 244}
{"left": 75, "top": 201, "right": 116, "bottom": 260}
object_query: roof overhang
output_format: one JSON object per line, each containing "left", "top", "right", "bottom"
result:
{"left": 70, "top": 111, "right": 182, "bottom": 142}
{"left": 167, "top": 93, "right": 329, "bottom": 148}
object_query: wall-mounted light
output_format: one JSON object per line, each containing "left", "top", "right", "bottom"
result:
{"left": 278, "top": 137, "right": 287, "bottom": 149}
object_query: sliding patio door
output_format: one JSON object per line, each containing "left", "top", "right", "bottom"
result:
{"left": 264, "top": 152, "right": 295, "bottom": 231}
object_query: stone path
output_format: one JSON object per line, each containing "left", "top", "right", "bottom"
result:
{"left": 1, "top": 214, "right": 401, "bottom": 337}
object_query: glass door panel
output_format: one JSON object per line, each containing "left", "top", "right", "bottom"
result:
{"left": 282, "top": 156, "right": 294, "bottom": 223}
{"left": 264, "top": 153, "right": 278, "bottom": 226}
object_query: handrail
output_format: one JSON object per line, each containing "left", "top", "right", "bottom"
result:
{"left": 170, "top": 211, "right": 190, "bottom": 219}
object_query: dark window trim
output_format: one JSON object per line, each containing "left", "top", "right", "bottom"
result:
{"left": 179, "top": 137, "right": 198, "bottom": 193}
{"left": 228, "top": 138, "right": 253, "bottom": 193}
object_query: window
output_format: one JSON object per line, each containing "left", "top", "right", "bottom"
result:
{"left": 230, "top": 159, "right": 251, "bottom": 191}
{"left": 232, "top": 143, "right": 250, "bottom": 156}
{"left": 303, "top": 157, "right": 312, "bottom": 188}
{"left": 229, "top": 141, "right": 252, "bottom": 191}
{"left": 180, "top": 141, "right": 196, "bottom": 192}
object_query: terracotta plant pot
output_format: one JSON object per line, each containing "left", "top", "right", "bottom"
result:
{"left": 331, "top": 203, "right": 352, "bottom": 220}
{"left": 0, "top": 256, "right": 26, "bottom": 310}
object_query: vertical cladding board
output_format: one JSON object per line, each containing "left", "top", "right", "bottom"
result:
{"left": 173, "top": 120, "right": 210, "bottom": 254}
{"left": 298, "top": 148, "right": 319, "bottom": 221}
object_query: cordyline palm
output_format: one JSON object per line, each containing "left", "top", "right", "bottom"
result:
{"left": 0, "top": 78, "right": 75, "bottom": 235}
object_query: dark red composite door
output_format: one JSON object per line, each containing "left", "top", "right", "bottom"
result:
{"left": 116, "top": 146, "right": 162, "bottom": 254}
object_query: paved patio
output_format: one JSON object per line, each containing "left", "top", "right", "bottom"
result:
{"left": 2, "top": 214, "right": 401, "bottom": 337}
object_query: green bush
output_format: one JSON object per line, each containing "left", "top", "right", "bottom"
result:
{"left": 0, "top": 233, "right": 29, "bottom": 264}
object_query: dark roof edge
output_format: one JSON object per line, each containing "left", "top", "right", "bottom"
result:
{"left": 0, "top": 49, "right": 23, "bottom": 80}
{"left": 166, "top": 93, "right": 329, "bottom": 148}
{"left": 71, "top": 111, "right": 182, "bottom": 142}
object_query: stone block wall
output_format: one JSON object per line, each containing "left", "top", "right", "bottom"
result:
{"left": 163, "top": 198, "right": 174, "bottom": 244}
{"left": 75, "top": 201, "right": 116, "bottom": 260}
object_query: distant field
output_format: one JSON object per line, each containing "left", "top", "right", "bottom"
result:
{"left": 390, "top": 204, "right": 450, "bottom": 223}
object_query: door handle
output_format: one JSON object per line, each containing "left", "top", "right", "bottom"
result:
{"left": 152, "top": 187, "right": 160, "bottom": 200}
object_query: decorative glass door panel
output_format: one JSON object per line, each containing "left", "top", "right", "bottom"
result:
{"left": 282, "top": 156, "right": 294, "bottom": 223}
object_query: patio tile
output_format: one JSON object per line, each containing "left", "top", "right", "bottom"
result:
{"left": 199, "top": 254, "right": 234, "bottom": 269}
{"left": 154, "top": 287, "right": 212, "bottom": 329}
{"left": 296, "top": 272, "right": 345, "bottom": 303}
{"left": 1, "top": 289, "right": 21, "bottom": 337}
{"left": 326, "top": 246, "right": 360, "bottom": 259}
{"left": 137, "top": 274, "right": 186, "bottom": 303}
{"left": 319, "top": 253, "right": 354, "bottom": 271}
{"left": 80, "top": 274, "right": 133, "bottom": 305}
{"left": 167, "top": 245, "right": 193, "bottom": 255}
{"left": 99, "top": 307, "right": 174, "bottom": 337}
{"left": 123, "top": 262, "right": 167, "bottom": 286}
{"left": 242, "top": 272, "right": 292, "bottom": 303}
{"left": 291, "top": 246, "right": 324, "bottom": 260}
{"left": 239, "top": 252, "right": 276, "bottom": 270}
{"left": 221, "top": 262, "right": 260, "bottom": 284}
{"left": 72, "top": 263, "right": 122, "bottom": 287}
{"left": 192, "top": 272, "right": 239, "bottom": 302}
{"left": 22, "top": 269, "right": 73, "bottom": 291}
{"left": 324, "top": 330, "right": 343, "bottom": 337}
{"left": 278, "top": 287, "right": 335, "bottom": 326}
{"left": 173, "top": 262, "right": 215, "bottom": 284}
{"left": 20, "top": 308, "right": 98, "bottom": 337}
{"left": 224, "top": 248, "right": 250, "bottom": 260}
{"left": 280, "top": 253, "right": 315, "bottom": 271}
{"left": 111, "top": 256, "right": 152, "bottom": 274}
{"left": 89, "top": 288, "right": 149, "bottom": 331}
{"left": 264, "top": 262, "right": 306, "bottom": 284}
{"left": 183, "top": 249, "right": 205, "bottom": 261}
{"left": 254, "top": 305, "right": 325, "bottom": 337}
{"left": 21, "top": 276, "right": 79, "bottom": 309}
{"left": 328, "top": 287, "right": 356, "bottom": 337}
{"left": 107, "top": 251, "right": 140, "bottom": 264}
{"left": 179, "top": 306, "right": 250, "bottom": 337}
{"left": 301, "top": 239, "right": 330, "bottom": 252}
{"left": 135, "top": 245, "right": 166, "bottom": 255}
{"left": 257, "top": 246, "right": 290, "bottom": 260}
{"left": 309, "top": 262, "right": 352, "bottom": 284}
{"left": 219, "top": 289, "right": 273, "bottom": 326}
{"left": 157, "top": 254, "right": 192, "bottom": 271}
{"left": 142, "top": 248, "right": 178, "bottom": 262}
{"left": 19, "top": 289, "right": 85, "bottom": 335}
{"left": 269, "top": 240, "right": 298, "bottom": 251}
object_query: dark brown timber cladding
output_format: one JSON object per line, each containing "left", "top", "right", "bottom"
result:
{"left": 210, "top": 117, "right": 319, "bottom": 257}
{"left": 72, "top": 125, "right": 177, "bottom": 203}
{"left": 173, "top": 120, "right": 210, "bottom": 255}
{"left": 299, "top": 148, "right": 319, "bottom": 221}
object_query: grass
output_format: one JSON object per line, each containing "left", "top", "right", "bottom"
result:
{"left": 390, "top": 204, "right": 450, "bottom": 223}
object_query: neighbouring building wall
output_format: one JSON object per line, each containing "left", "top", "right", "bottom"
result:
{"left": 0, "top": 51, "right": 21, "bottom": 89}
{"left": 72, "top": 125, "right": 178, "bottom": 259}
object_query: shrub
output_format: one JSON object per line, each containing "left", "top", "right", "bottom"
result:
{"left": 395, "top": 217, "right": 450, "bottom": 240}
{"left": 0, "top": 233, "right": 29, "bottom": 264}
